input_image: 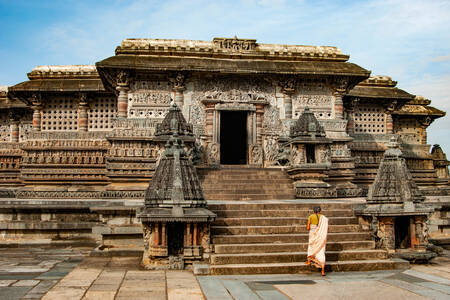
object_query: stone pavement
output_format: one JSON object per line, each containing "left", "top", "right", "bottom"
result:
{"left": 198, "top": 251, "right": 450, "bottom": 300}
{"left": 41, "top": 256, "right": 203, "bottom": 300}
{"left": 0, "top": 246, "right": 449, "bottom": 299}
{"left": 0, "top": 245, "right": 90, "bottom": 299}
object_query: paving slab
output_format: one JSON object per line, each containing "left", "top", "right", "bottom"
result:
{"left": 41, "top": 286, "right": 87, "bottom": 300}
{"left": 197, "top": 277, "right": 233, "bottom": 300}
{"left": 0, "top": 286, "right": 33, "bottom": 299}
{"left": 82, "top": 290, "right": 117, "bottom": 300}
{"left": 12, "top": 279, "right": 40, "bottom": 287}
{"left": 275, "top": 280, "right": 426, "bottom": 300}
{"left": 166, "top": 270, "right": 204, "bottom": 300}
{"left": 0, "top": 279, "right": 16, "bottom": 286}
{"left": 221, "top": 279, "right": 260, "bottom": 300}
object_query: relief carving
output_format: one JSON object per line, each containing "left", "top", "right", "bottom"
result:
{"left": 206, "top": 143, "right": 220, "bottom": 165}
{"left": 249, "top": 144, "right": 263, "bottom": 165}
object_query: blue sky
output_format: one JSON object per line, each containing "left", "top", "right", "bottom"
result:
{"left": 1, "top": 0, "right": 449, "bottom": 152}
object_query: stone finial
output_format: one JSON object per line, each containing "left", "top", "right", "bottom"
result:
{"left": 290, "top": 107, "right": 326, "bottom": 138}
{"left": 155, "top": 103, "right": 193, "bottom": 137}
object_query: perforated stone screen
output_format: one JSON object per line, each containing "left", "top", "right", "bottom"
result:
{"left": 0, "top": 113, "right": 10, "bottom": 141}
{"left": 88, "top": 96, "right": 117, "bottom": 131}
{"left": 354, "top": 105, "right": 386, "bottom": 134}
{"left": 42, "top": 98, "right": 78, "bottom": 131}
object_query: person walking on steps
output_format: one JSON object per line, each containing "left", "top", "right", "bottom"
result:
{"left": 305, "top": 206, "right": 328, "bottom": 276}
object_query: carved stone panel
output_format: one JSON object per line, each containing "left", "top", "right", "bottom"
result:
{"left": 128, "top": 80, "right": 172, "bottom": 118}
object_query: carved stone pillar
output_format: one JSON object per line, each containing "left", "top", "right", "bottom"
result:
{"left": 116, "top": 71, "right": 129, "bottom": 118}
{"left": 10, "top": 120, "right": 19, "bottom": 142}
{"left": 378, "top": 217, "right": 395, "bottom": 251}
{"left": 31, "top": 95, "right": 42, "bottom": 132}
{"left": 333, "top": 90, "right": 345, "bottom": 120}
{"left": 78, "top": 93, "right": 89, "bottom": 132}
{"left": 8, "top": 110, "right": 20, "bottom": 142}
{"left": 386, "top": 112, "right": 393, "bottom": 134}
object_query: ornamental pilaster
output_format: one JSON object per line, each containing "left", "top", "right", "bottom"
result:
{"left": 333, "top": 89, "right": 345, "bottom": 120}
{"left": 280, "top": 78, "right": 296, "bottom": 119}
{"left": 30, "top": 94, "right": 42, "bottom": 131}
{"left": 78, "top": 93, "right": 89, "bottom": 131}
{"left": 116, "top": 71, "right": 130, "bottom": 118}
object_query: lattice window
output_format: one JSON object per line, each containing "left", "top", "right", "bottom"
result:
{"left": 42, "top": 98, "right": 78, "bottom": 131}
{"left": 354, "top": 105, "right": 386, "bottom": 134}
{"left": 88, "top": 97, "right": 117, "bottom": 131}
{"left": 0, "top": 113, "right": 10, "bottom": 141}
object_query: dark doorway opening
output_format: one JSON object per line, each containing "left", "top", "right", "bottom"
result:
{"left": 306, "top": 144, "right": 316, "bottom": 163}
{"left": 395, "top": 217, "right": 411, "bottom": 249}
{"left": 220, "top": 111, "right": 247, "bottom": 164}
{"left": 167, "top": 223, "right": 184, "bottom": 255}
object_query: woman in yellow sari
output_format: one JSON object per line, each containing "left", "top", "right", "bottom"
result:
{"left": 305, "top": 206, "right": 328, "bottom": 276}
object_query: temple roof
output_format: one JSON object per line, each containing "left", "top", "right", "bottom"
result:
{"left": 347, "top": 75, "right": 414, "bottom": 100}
{"left": 393, "top": 96, "right": 445, "bottom": 118}
{"left": 96, "top": 37, "right": 370, "bottom": 89}
{"left": 8, "top": 65, "right": 107, "bottom": 102}
{"left": 27, "top": 65, "right": 98, "bottom": 79}
{"left": 0, "top": 86, "right": 28, "bottom": 109}
{"left": 115, "top": 37, "right": 350, "bottom": 62}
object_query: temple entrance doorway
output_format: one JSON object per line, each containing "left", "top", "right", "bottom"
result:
{"left": 220, "top": 111, "right": 247, "bottom": 164}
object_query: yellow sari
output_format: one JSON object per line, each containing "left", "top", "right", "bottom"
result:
{"left": 307, "top": 215, "right": 328, "bottom": 267}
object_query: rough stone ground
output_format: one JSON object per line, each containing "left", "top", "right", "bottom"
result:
{"left": 0, "top": 247, "right": 449, "bottom": 299}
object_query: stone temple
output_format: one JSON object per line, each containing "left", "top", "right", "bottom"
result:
{"left": 0, "top": 37, "right": 449, "bottom": 273}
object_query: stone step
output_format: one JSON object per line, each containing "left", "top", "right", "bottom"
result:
{"left": 211, "top": 250, "right": 388, "bottom": 265}
{"left": 212, "top": 209, "right": 354, "bottom": 218}
{"left": 214, "top": 241, "right": 375, "bottom": 254}
{"left": 208, "top": 203, "right": 354, "bottom": 210}
{"left": 213, "top": 217, "right": 358, "bottom": 226}
{"left": 212, "top": 232, "right": 371, "bottom": 244}
{"left": 209, "top": 259, "right": 409, "bottom": 275}
{"left": 201, "top": 179, "right": 293, "bottom": 185}
{"left": 204, "top": 194, "right": 297, "bottom": 201}
{"left": 211, "top": 224, "right": 361, "bottom": 235}
{"left": 203, "top": 188, "right": 295, "bottom": 195}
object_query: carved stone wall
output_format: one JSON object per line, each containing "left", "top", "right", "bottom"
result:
{"left": 20, "top": 140, "right": 109, "bottom": 185}
{"left": 394, "top": 117, "right": 424, "bottom": 144}
{"left": 128, "top": 80, "right": 171, "bottom": 119}
{"left": 292, "top": 80, "right": 333, "bottom": 119}
{"left": 192, "top": 76, "right": 276, "bottom": 104}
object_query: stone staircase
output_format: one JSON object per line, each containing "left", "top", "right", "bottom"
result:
{"left": 197, "top": 166, "right": 296, "bottom": 201}
{"left": 208, "top": 202, "right": 409, "bottom": 275}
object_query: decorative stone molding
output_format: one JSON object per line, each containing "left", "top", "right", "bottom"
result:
{"left": 213, "top": 37, "right": 256, "bottom": 51}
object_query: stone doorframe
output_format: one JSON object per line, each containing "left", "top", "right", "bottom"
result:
{"left": 203, "top": 100, "right": 267, "bottom": 166}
